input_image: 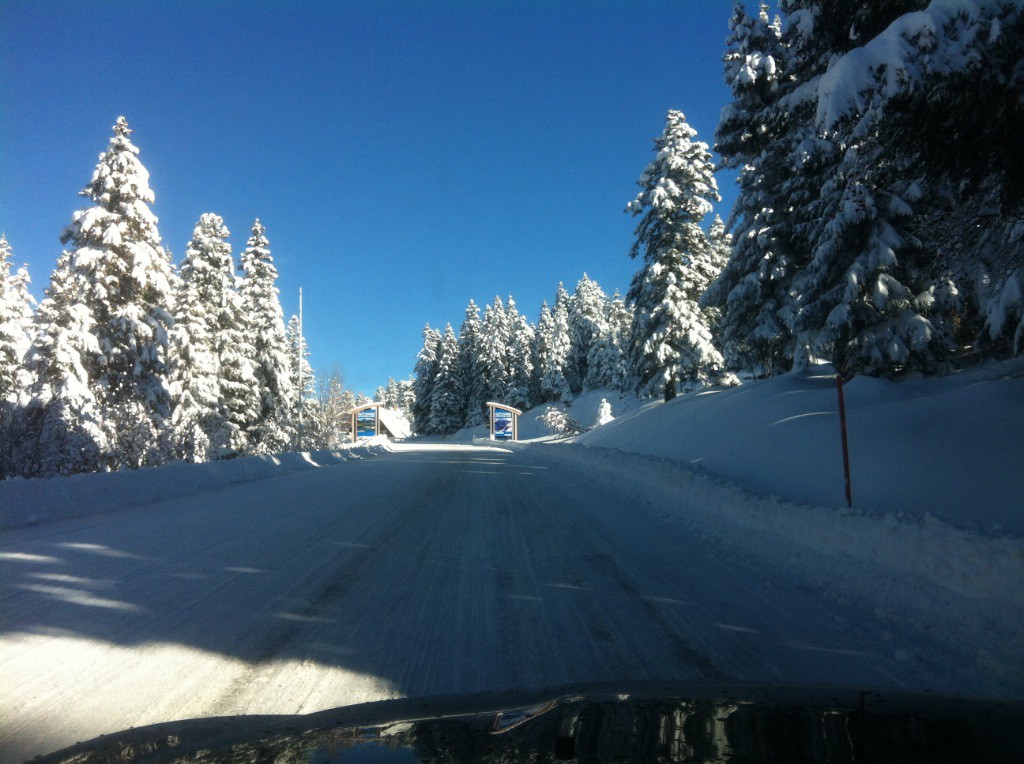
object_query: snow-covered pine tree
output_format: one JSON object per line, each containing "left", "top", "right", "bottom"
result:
{"left": 216, "top": 261, "right": 260, "bottom": 457}
{"left": 534, "top": 299, "right": 573, "bottom": 404}
{"left": 411, "top": 324, "right": 441, "bottom": 434}
{"left": 569, "top": 274, "right": 610, "bottom": 391}
{"left": 286, "top": 313, "right": 319, "bottom": 449}
{"left": 0, "top": 236, "right": 36, "bottom": 478}
{"left": 553, "top": 283, "right": 581, "bottom": 393}
{"left": 586, "top": 290, "right": 632, "bottom": 392}
{"left": 505, "top": 297, "right": 536, "bottom": 409}
{"left": 707, "top": 216, "right": 732, "bottom": 283}
{"left": 863, "top": 2, "right": 1024, "bottom": 359}
{"left": 315, "top": 367, "right": 352, "bottom": 447}
{"left": 456, "top": 299, "right": 486, "bottom": 427}
{"left": 479, "top": 296, "right": 511, "bottom": 404}
{"left": 626, "top": 110, "right": 724, "bottom": 398}
{"left": 596, "top": 398, "right": 614, "bottom": 426}
{"left": 384, "top": 378, "right": 400, "bottom": 409}
{"left": 167, "top": 214, "right": 234, "bottom": 462}
{"left": 396, "top": 379, "right": 416, "bottom": 422}
{"left": 780, "top": 1, "right": 955, "bottom": 376}
{"left": 239, "top": 219, "right": 295, "bottom": 453}
{"left": 0, "top": 235, "right": 34, "bottom": 405}
{"left": 427, "top": 324, "right": 465, "bottom": 435}
{"left": 607, "top": 292, "right": 634, "bottom": 392}
{"left": 702, "top": 2, "right": 799, "bottom": 376}
{"left": 26, "top": 117, "right": 177, "bottom": 474}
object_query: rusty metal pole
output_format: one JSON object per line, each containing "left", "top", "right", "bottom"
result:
{"left": 836, "top": 374, "right": 853, "bottom": 508}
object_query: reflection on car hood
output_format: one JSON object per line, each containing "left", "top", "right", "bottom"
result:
{"left": 35, "top": 681, "right": 1024, "bottom": 763}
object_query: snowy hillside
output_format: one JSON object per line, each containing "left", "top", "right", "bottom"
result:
{"left": 569, "top": 360, "right": 1024, "bottom": 536}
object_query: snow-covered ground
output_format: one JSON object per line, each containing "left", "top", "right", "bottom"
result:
{"left": 2, "top": 362, "right": 1022, "bottom": 762}
{"left": 0, "top": 438, "right": 392, "bottom": 531}
{"left": 573, "top": 359, "right": 1024, "bottom": 535}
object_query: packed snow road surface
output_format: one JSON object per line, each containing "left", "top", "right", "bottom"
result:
{"left": 1, "top": 443, "right": 1014, "bottom": 761}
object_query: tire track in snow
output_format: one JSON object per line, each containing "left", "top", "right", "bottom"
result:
{"left": 206, "top": 451, "right": 468, "bottom": 713}
{"left": 505, "top": 450, "right": 735, "bottom": 683}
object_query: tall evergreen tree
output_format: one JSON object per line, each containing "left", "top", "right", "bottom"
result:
{"left": 479, "top": 296, "right": 510, "bottom": 404}
{"left": 411, "top": 324, "right": 441, "bottom": 434}
{"left": 167, "top": 214, "right": 233, "bottom": 461}
{"left": 384, "top": 377, "right": 400, "bottom": 409}
{"left": 427, "top": 324, "right": 465, "bottom": 435}
{"left": 535, "top": 299, "right": 573, "bottom": 403}
{"left": 570, "top": 273, "right": 610, "bottom": 391}
{"left": 26, "top": 117, "right": 176, "bottom": 474}
{"left": 216, "top": 257, "right": 260, "bottom": 457}
{"left": 505, "top": 297, "right": 536, "bottom": 409}
{"left": 456, "top": 299, "right": 486, "bottom": 427}
{"left": 708, "top": 1, "right": 1019, "bottom": 375}
{"left": 587, "top": 291, "right": 632, "bottom": 392}
{"left": 0, "top": 236, "right": 36, "bottom": 479}
{"left": 315, "top": 367, "right": 352, "bottom": 447}
{"left": 552, "top": 283, "right": 581, "bottom": 393}
{"left": 239, "top": 219, "right": 295, "bottom": 453}
{"left": 0, "top": 235, "right": 34, "bottom": 404}
{"left": 702, "top": 2, "right": 798, "bottom": 375}
{"left": 627, "top": 110, "right": 724, "bottom": 398}
{"left": 396, "top": 378, "right": 416, "bottom": 422}
{"left": 781, "top": 1, "right": 952, "bottom": 375}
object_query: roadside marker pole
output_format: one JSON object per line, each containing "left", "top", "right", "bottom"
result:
{"left": 836, "top": 374, "right": 852, "bottom": 508}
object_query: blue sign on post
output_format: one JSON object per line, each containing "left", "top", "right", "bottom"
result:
{"left": 493, "top": 408, "right": 513, "bottom": 440}
{"left": 356, "top": 408, "right": 377, "bottom": 439}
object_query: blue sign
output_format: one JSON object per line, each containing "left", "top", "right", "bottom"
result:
{"left": 356, "top": 408, "right": 377, "bottom": 439}
{"left": 493, "top": 408, "right": 513, "bottom": 440}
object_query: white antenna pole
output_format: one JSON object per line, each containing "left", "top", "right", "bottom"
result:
{"left": 297, "top": 287, "right": 304, "bottom": 451}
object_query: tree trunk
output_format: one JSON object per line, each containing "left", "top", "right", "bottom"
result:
{"left": 664, "top": 376, "right": 676, "bottom": 402}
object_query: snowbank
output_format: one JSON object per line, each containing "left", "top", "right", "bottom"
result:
{"left": 0, "top": 438, "right": 392, "bottom": 530}
{"left": 519, "top": 389, "right": 648, "bottom": 440}
{"left": 573, "top": 360, "right": 1024, "bottom": 536}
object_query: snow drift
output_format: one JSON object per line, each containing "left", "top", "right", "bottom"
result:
{"left": 573, "top": 360, "right": 1024, "bottom": 536}
{"left": 0, "top": 438, "right": 392, "bottom": 530}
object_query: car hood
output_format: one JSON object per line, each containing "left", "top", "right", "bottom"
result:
{"left": 34, "top": 680, "right": 1024, "bottom": 763}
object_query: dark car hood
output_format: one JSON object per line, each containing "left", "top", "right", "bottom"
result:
{"left": 33, "top": 681, "right": 1024, "bottom": 763}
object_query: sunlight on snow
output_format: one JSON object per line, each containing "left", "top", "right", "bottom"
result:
{"left": 13, "top": 584, "right": 140, "bottom": 612}
{"left": 0, "top": 633, "right": 399, "bottom": 763}
{"left": 56, "top": 542, "right": 146, "bottom": 560}
{"left": 0, "top": 552, "right": 64, "bottom": 564}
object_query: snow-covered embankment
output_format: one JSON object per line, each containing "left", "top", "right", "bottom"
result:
{"left": 0, "top": 438, "right": 392, "bottom": 530}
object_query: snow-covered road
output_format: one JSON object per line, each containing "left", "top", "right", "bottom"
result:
{"left": 0, "top": 443, "right": 1006, "bottom": 761}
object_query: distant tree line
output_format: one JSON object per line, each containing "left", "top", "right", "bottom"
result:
{"left": 410, "top": 274, "right": 644, "bottom": 436}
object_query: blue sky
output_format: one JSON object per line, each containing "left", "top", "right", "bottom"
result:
{"left": 1, "top": 0, "right": 741, "bottom": 395}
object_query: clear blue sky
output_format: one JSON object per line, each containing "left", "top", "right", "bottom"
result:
{"left": 1, "top": 0, "right": 741, "bottom": 395}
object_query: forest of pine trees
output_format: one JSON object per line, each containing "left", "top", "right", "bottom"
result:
{"left": 704, "top": 0, "right": 1023, "bottom": 376}
{"left": 411, "top": 1, "right": 1022, "bottom": 432}
{"left": 5, "top": 3, "right": 1021, "bottom": 458}
{"left": 410, "top": 274, "right": 637, "bottom": 436}
{"left": 0, "top": 118, "right": 364, "bottom": 478}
